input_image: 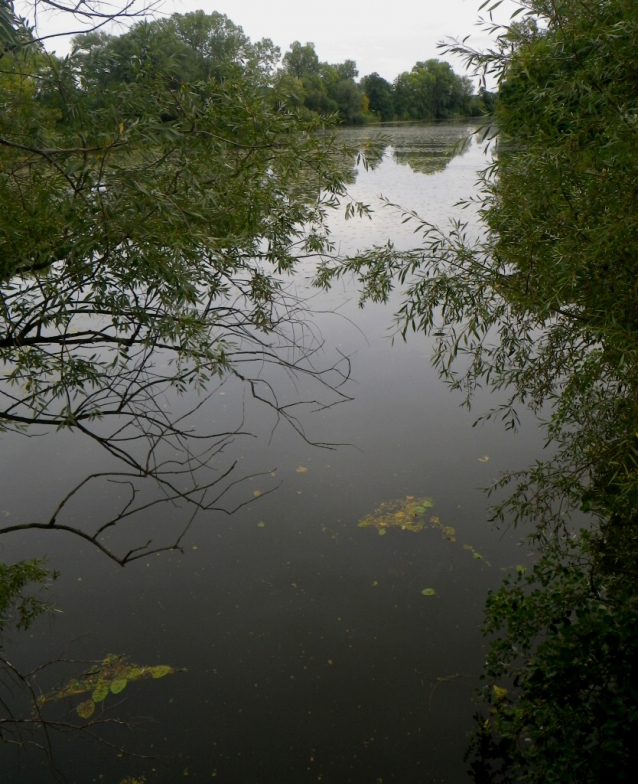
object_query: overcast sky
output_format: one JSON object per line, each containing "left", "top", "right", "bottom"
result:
{"left": 167, "top": 0, "right": 521, "bottom": 81}
{"left": 31, "top": 0, "right": 520, "bottom": 82}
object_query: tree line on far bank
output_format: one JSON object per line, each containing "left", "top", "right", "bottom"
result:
{"left": 55, "top": 14, "right": 493, "bottom": 126}
{"left": 282, "top": 41, "right": 495, "bottom": 123}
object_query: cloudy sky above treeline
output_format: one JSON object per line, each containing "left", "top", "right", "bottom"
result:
{"left": 31, "top": 0, "right": 521, "bottom": 82}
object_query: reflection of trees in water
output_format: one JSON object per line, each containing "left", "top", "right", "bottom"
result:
{"left": 391, "top": 125, "right": 473, "bottom": 175}
{"left": 337, "top": 123, "right": 476, "bottom": 177}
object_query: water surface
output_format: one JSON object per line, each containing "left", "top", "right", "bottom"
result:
{"left": 0, "top": 122, "right": 544, "bottom": 784}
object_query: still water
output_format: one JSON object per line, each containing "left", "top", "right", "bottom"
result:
{"left": 1, "top": 123, "right": 544, "bottom": 783}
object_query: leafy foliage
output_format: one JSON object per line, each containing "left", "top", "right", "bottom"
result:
{"left": 393, "top": 59, "right": 475, "bottom": 120}
{"left": 469, "top": 532, "right": 638, "bottom": 783}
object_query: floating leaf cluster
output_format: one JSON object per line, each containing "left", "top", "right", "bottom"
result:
{"left": 357, "top": 496, "right": 435, "bottom": 535}
{"left": 358, "top": 496, "right": 489, "bottom": 571}
{"left": 37, "top": 654, "right": 181, "bottom": 720}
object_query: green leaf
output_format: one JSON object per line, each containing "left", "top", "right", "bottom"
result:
{"left": 110, "top": 679, "right": 127, "bottom": 694}
{"left": 149, "top": 665, "right": 173, "bottom": 679}
{"left": 421, "top": 588, "right": 436, "bottom": 596}
{"left": 92, "top": 684, "right": 109, "bottom": 703}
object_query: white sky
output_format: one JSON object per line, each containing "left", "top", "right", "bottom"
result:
{"left": 27, "top": 0, "right": 522, "bottom": 83}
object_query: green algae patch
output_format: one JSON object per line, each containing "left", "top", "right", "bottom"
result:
{"left": 357, "top": 496, "right": 434, "bottom": 534}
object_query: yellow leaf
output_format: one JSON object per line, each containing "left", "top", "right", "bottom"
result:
{"left": 295, "top": 466, "right": 308, "bottom": 473}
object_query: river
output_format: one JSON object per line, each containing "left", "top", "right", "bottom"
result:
{"left": 0, "top": 122, "right": 545, "bottom": 784}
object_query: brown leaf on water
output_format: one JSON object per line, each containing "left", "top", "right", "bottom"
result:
{"left": 296, "top": 466, "right": 308, "bottom": 473}
{"left": 76, "top": 700, "right": 95, "bottom": 720}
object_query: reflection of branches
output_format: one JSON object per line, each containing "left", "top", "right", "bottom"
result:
{"left": 0, "top": 273, "right": 354, "bottom": 564}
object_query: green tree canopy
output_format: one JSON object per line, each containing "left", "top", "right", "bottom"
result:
{"left": 360, "top": 72, "right": 395, "bottom": 121}
{"left": 393, "top": 59, "right": 473, "bottom": 120}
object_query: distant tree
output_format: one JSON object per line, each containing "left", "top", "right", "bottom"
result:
{"left": 282, "top": 40, "right": 321, "bottom": 78}
{"left": 360, "top": 72, "right": 395, "bottom": 121}
{"left": 281, "top": 43, "right": 364, "bottom": 124}
{"left": 394, "top": 59, "right": 474, "bottom": 120}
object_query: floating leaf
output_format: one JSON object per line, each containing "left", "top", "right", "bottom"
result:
{"left": 478, "top": 455, "right": 490, "bottom": 463}
{"left": 253, "top": 490, "right": 262, "bottom": 498}
{"left": 150, "top": 665, "right": 173, "bottom": 679}
{"left": 421, "top": 588, "right": 436, "bottom": 596}
{"left": 295, "top": 466, "right": 308, "bottom": 473}
{"left": 110, "top": 679, "right": 127, "bottom": 694}
{"left": 92, "top": 684, "right": 109, "bottom": 703}
{"left": 378, "top": 528, "right": 387, "bottom": 536}
{"left": 463, "top": 544, "right": 474, "bottom": 551}
{"left": 257, "top": 521, "right": 265, "bottom": 528}
{"left": 473, "top": 552, "right": 484, "bottom": 560}
{"left": 76, "top": 700, "right": 95, "bottom": 719}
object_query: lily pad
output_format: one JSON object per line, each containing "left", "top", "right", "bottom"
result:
{"left": 110, "top": 679, "right": 127, "bottom": 694}
{"left": 150, "top": 665, "right": 173, "bottom": 679}
{"left": 76, "top": 699, "right": 95, "bottom": 719}
{"left": 92, "top": 684, "right": 109, "bottom": 703}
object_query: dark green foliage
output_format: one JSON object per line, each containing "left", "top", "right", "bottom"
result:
{"left": 393, "top": 59, "right": 474, "bottom": 120}
{"left": 282, "top": 46, "right": 480, "bottom": 125}
{"left": 280, "top": 41, "right": 365, "bottom": 124}
{"left": 468, "top": 532, "right": 638, "bottom": 783}
{"left": 360, "top": 73, "right": 395, "bottom": 121}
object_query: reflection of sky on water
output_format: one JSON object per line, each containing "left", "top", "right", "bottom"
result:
{"left": 0, "top": 122, "right": 543, "bottom": 784}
